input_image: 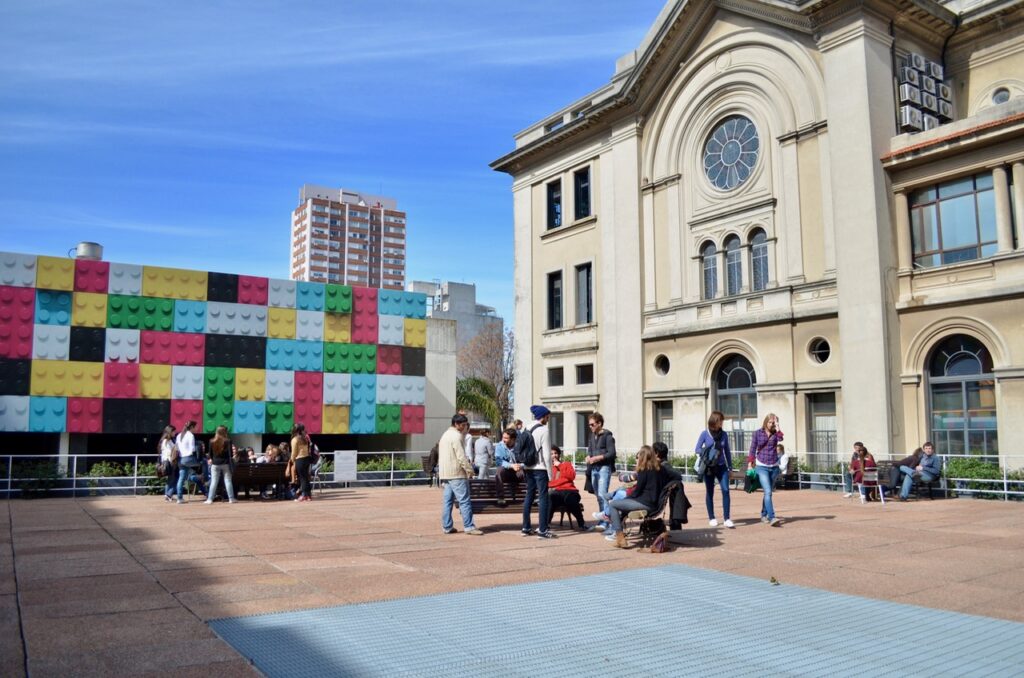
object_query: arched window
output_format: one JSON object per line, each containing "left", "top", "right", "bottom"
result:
{"left": 750, "top": 229, "right": 768, "bottom": 292}
{"left": 701, "top": 242, "right": 717, "bottom": 300}
{"left": 715, "top": 354, "right": 757, "bottom": 451}
{"left": 928, "top": 335, "right": 997, "bottom": 458}
{"left": 725, "top": 235, "right": 742, "bottom": 296}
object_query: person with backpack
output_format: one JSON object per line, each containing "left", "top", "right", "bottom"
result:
{"left": 205, "top": 425, "right": 237, "bottom": 504}
{"left": 174, "top": 420, "right": 207, "bottom": 503}
{"left": 584, "top": 412, "right": 616, "bottom": 534}
{"left": 518, "top": 405, "right": 555, "bottom": 539}
{"left": 695, "top": 411, "right": 734, "bottom": 528}
{"left": 158, "top": 425, "right": 178, "bottom": 502}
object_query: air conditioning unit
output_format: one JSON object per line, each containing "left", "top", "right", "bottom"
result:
{"left": 929, "top": 61, "right": 944, "bottom": 81}
{"left": 937, "top": 83, "right": 952, "bottom": 101}
{"left": 921, "top": 75, "right": 936, "bottom": 94}
{"left": 922, "top": 113, "right": 940, "bottom": 131}
{"left": 899, "top": 106, "right": 923, "bottom": 132}
{"left": 938, "top": 100, "right": 954, "bottom": 120}
{"left": 899, "top": 83, "right": 921, "bottom": 105}
{"left": 908, "top": 53, "right": 927, "bottom": 71}
{"left": 921, "top": 92, "right": 939, "bottom": 112}
{"left": 898, "top": 67, "right": 920, "bottom": 86}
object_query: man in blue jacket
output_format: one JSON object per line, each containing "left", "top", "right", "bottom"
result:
{"left": 898, "top": 442, "right": 942, "bottom": 501}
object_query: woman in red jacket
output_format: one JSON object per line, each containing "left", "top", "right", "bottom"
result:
{"left": 850, "top": 444, "right": 882, "bottom": 503}
{"left": 548, "top": 446, "right": 587, "bottom": 530}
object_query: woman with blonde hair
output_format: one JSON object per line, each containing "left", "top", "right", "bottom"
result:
{"left": 290, "top": 423, "right": 313, "bottom": 502}
{"left": 205, "top": 425, "right": 236, "bottom": 504}
{"left": 747, "top": 412, "right": 784, "bottom": 525}
{"left": 598, "top": 446, "right": 674, "bottom": 549}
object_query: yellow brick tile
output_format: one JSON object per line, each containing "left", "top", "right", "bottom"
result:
{"left": 324, "top": 313, "right": 351, "bottom": 343}
{"left": 404, "top": 318, "right": 426, "bottom": 348}
{"left": 235, "top": 368, "right": 266, "bottom": 401}
{"left": 72, "top": 292, "right": 109, "bottom": 328}
{"left": 322, "top": 405, "right": 350, "bottom": 434}
{"left": 268, "top": 307, "right": 296, "bottom": 339}
{"left": 35, "top": 256, "right": 75, "bottom": 291}
{"left": 139, "top": 364, "right": 172, "bottom": 399}
{"left": 142, "top": 266, "right": 207, "bottom": 301}
{"left": 31, "top": 360, "right": 104, "bottom": 397}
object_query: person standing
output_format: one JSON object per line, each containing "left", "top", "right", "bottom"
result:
{"left": 159, "top": 425, "right": 178, "bottom": 502}
{"left": 174, "top": 420, "right": 206, "bottom": 503}
{"left": 205, "top": 425, "right": 236, "bottom": 504}
{"left": 494, "top": 428, "right": 523, "bottom": 506}
{"left": 290, "top": 423, "right": 313, "bottom": 502}
{"left": 584, "top": 412, "right": 616, "bottom": 534}
{"left": 748, "top": 413, "right": 785, "bottom": 526}
{"left": 439, "top": 414, "right": 483, "bottom": 535}
{"left": 695, "top": 411, "right": 734, "bottom": 528}
{"left": 521, "top": 405, "right": 554, "bottom": 539}
{"left": 474, "top": 429, "right": 495, "bottom": 480}
{"left": 897, "top": 442, "right": 942, "bottom": 501}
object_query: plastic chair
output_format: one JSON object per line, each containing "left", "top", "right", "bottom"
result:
{"left": 857, "top": 469, "right": 885, "bottom": 505}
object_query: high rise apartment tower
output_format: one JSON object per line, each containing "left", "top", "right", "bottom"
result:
{"left": 291, "top": 184, "right": 407, "bottom": 289}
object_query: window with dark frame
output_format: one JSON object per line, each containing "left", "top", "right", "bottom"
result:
{"left": 574, "top": 167, "right": 591, "bottom": 220}
{"left": 750, "top": 230, "right": 769, "bottom": 291}
{"left": 910, "top": 172, "right": 998, "bottom": 268}
{"left": 701, "top": 241, "right": 718, "bottom": 300}
{"left": 547, "top": 180, "right": 562, "bottom": 230}
{"left": 725, "top": 235, "right": 742, "bottom": 296}
{"left": 575, "top": 363, "right": 594, "bottom": 385}
{"left": 575, "top": 262, "right": 592, "bottom": 325}
{"left": 547, "top": 367, "right": 564, "bottom": 387}
{"left": 547, "top": 271, "right": 562, "bottom": 330}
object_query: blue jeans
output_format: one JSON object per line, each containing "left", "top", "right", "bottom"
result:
{"left": 441, "top": 478, "right": 476, "bottom": 531}
{"left": 522, "top": 470, "right": 550, "bottom": 534}
{"left": 591, "top": 465, "right": 612, "bottom": 520}
{"left": 755, "top": 465, "right": 781, "bottom": 520}
{"left": 607, "top": 498, "right": 649, "bottom": 534}
{"left": 704, "top": 464, "right": 730, "bottom": 520}
{"left": 176, "top": 457, "right": 206, "bottom": 500}
{"left": 842, "top": 468, "right": 853, "bottom": 493}
{"left": 208, "top": 463, "right": 234, "bottom": 502}
{"left": 899, "top": 466, "right": 937, "bottom": 499}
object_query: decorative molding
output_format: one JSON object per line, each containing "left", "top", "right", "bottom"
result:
{"left": 688, "top": 196, "right": 777, "bottom": 228}
{"left": 641, "top": 173, "right": 682, "bottom": 193}
{"left": 539, "top": 215, "right": 599, "bottom": 243}
{"left": 644, "top": 387, "right": 709, "bottom": 399}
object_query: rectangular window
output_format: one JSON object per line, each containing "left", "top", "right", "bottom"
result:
{"left": 575, "top": 363, "right": 594, "bottom": 385}
{"left": 653, "top": 400, "right": 673, "bottom": 449}
{"left": 575, "top": 262, "right": 592, "bottom": 325}
{"left": 547, "top": 367, "right": 564, "bottom": 387}
{"left": 574, "top": 167, "right": 591, "bottom": 220}
{"left": 576, "top": 411, "right": 593, "bottom": 450}
{"left": 807, "top": 393, "right": 838, "bottom": 463}
{"left": 548, "top": 412, "right": 564, "bottom": 448}
{"left": 547, "top": 271, "right": 562, "bottom": 330}
{"left": 909, "top": 172, "right": 998, "bottom": 268}
{"left": 547, "top": 180, "right": 562, "bottom": 230}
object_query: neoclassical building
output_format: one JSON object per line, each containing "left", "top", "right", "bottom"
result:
{"left": 492, "top": 0, "right": 1024, "bottom": 467}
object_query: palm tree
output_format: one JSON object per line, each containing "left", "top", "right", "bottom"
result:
{"left": 456, "top": 377, "right": 500, "bottom": 429}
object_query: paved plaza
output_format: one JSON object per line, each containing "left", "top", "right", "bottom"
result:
{"left": 2, "top": 482, "right": 1023, "bottom": 676}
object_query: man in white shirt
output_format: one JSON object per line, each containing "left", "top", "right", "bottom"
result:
{"left": 520, "top": 405, "right": 555, "bottom": 539}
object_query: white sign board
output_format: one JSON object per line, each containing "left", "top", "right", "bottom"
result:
{"left": 333, "top": 450, "right": 358, "bottom": 482}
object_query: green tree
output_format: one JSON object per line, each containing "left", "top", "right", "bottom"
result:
{"left": 456, "top": 376, "right": 500, "bottom": 429}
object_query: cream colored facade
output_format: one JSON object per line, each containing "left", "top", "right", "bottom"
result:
{"left": 493, "top": 0, "right": 1024, "bottom": 468}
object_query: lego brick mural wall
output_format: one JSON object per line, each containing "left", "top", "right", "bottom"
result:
{"left": 0, "top": 251, "right": 428, "bottom": 435}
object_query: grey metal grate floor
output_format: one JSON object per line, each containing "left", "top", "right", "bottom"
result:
{"left": 210, "top": 565, "right": 1024, "bottom": 677}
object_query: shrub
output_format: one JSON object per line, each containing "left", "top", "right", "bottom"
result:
{"left": 15, "top": 460, "right": 64, "bottom": 498}
{"left": 356, "top": 455, "right": 421, "bottom": 472}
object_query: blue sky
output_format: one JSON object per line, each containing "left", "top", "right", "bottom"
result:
{"left": 0, "top": 1, "right": 665, "bottom": 325}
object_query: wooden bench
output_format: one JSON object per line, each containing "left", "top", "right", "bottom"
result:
{"left": 877, "top": 460, "right": 944, "bottom": 499}
{"left": 728, "top": 457, "right": 799, "bottom": 490}
{"left": 232, "top": 462, "right": 289, "bottom": 499}
{"left": 420, "top": 455, "right": 439, "bottom": 488}
{"left": 464, "top": 478, "right": 537, "bottom": 514}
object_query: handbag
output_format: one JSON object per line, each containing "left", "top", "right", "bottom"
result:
{"left": 650, "top": 530, "right": 670, "bottom": 553}
{"left": 744, "top": 468, "right": 761, "bottom": 493}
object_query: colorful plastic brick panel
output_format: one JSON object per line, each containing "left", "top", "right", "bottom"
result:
{"left": 323, "top": 373, "right": 351, "bottom": 405}
{"left": 266, "top": 339, "right": 322, "bottom": 372}
{"left": 206, "top": 302, "right": 267, "bottom": 337}
{"left": 268, "top": 307, "right": 296, "bottom": 339}
{"left": 143, "top": 266, "right": 207, "bottom": 301}
{"left": 324, "top": 312, "right": 351, "bottom": 343}
{"left": 0, "top": 359, "right": 31, "bottom": 395}
{"left": 351, "top": 374, "right": 376, "bottom": 409}
{"left": 140, "top": 364, "right": 172, "bottom": 399}
{"left": 32, "top": 325, "right": 70, "bottom": 361}
{"left": 404, "top": 318, "right": 426, "bottom": 348}
{"left": 294, "top": 372, "right": 323, "bottom": 433}
{"left": 376, "top": 375, "right": 402, "bottom": 405}
{"left": 104, "top": 362, "right": 141, "bottom": 398}
{"left": 233, "top": 400, "right": 266, "bottom": 434}
{"left": 107, "top": 295, "right": 174, "bottom": 331}
{"left": 203, "top": 367, "right": 235, "bottom": 431}
{"left": 376, "top": 404, "right": 401, "bottom": 434}
{"left": 296, "top": 282, "right": 325, "bottom": 311}
{"left": 349, "top": 403, "right": 376, "bottom": 434}
{"left": 0, "top": 395, "right": 30, "bottom": 431}
{"left": 174, "top": 300, "right": 207, "bottom": 333}
{"left": 377, "top": 289, "right": 404, "bottom": 317}
{"left": 235, "top": 368, "right": 266, "bottom": 401}
{"left": 205, "top": 335, "right": 266, "bottom": 369}
{"left": 295, "top": 310, "right": 324, "bottom": 342}
{"left": 324, "top": 343, "right": 376, "bottom": 374}
{"left": 377, "top": 345, "right": 402, "bottom": 375}
{"left": 141, "top": 330, "right": 205, "bottom": 366}
{"left": 0, "top": 253, "right": 37, "bottom": 288}
{"left": 0, "top": 286, "right": 35, "bottom": 359}
{"left": 401, "top": 405, "right": 425, "bottom": 433}
{"left": 105, "top": 328, "right": 141, "bottom": 363}
{"left": 74, "top": 259, "right": 109, "bottom": 293}
{"left": 265, "top": 370, "right": 295, "bottom": 402}
{"left": 325, "top": 284, "right": 352, "bottom": 313}
{"left": 170, "top": 399, "right": 202, "bottom": 432}
{"left": 268, "top": 279, "right": 296, "bottom": 309}
{"left": 69, "top": 328, "right": 105, "bottom": 363}
{"left": 321, "top": 404, "right": 349, "bottom": 434}
{"left": 172, "top": 365, "right": 205, "bottom": 400}
{"left": 103, "top": 399, "right": 138, "bottom": 433}
{"left": 72, "top": 292, "right": 108, "bottom": 328}
{"left": 67, "top": 397, "right": 103, "bottom": 433}
{"left": 377, "top": 315, "right": 405, "bottom": 346}
{"left": 138, "top": 399, "right": 170, "bottom": 433}
{"left": 266, "top": 402, "right": 294, "bottom": 434}
{"left": 399, "top": 291, "right": 427, "bottom": 319}
{"left": 30, "top": 396, "right": 67, "bottom": 432}
{"left": 400, "top": 376, "right": 426, "bottom": 405}
{"left": 237, "top": 275, "right": 268, "bottom": 305}
{"left": 35, "top": 256, "right": 74, "bottom": 291}
{"left": 204, "top": 399, "right": 233, "bottom": 433}
{"left": 351, "top": 306, "right": 378, "bottom": 344}
{"left": 31, "top": 360, "right": 103, "bottom": 398}
{"left": 207, "top": 272, "right": 239, "bottom": 303}
{"left": 402, "top": 347, "right": 425, "bottom": 377}
{"left": 108, "top": 263, "right": 142, "bottom": 295}
{"left": 353, "top": 287, "right": 378, "bottom": 316}
{"left": 35, "top": 290, "right": 72, "bottom": 326}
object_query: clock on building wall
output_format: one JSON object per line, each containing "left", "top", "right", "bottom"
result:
{"left": 703, "top": 115, "right": 760, "bottom": 191}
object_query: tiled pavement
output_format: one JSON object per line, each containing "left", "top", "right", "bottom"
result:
{"left": 3, "top": 483, "right": 1023, "bottom": 677}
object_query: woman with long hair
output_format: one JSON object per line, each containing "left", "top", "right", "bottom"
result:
{"left": 159, "top": 425, "right": 177, "bottom": 502}
{"left": 850, "top": 443, "right": 881, "bottom": 503}
{"left": 174, "top": 420, "right": 206, "bottom": 503}
{"left": 205, "top": 425, "right": 236, "bottom": 504}
{"left": 748, "top": 413, "right": 785, "bottom": 525}
{"left": 290, "top": 423, "right": 313, "bottom": 502}
{"left": 599, "top": 446, "right": 673, "bottom": 549}
{"left": 695, "top": 411, "right": 733, "bottom": 528}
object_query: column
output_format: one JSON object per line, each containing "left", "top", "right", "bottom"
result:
{"left": 779, "top": 139, "right": 805, "bottom": 283}
{"left": 894, "top": 191, "right": 912, "bottom": 271}
{"left": 992, "top": 166, "right": 1013, "bottom": 253}
{"left": 641, "top": 188, "right": 657, "bottom": 310}
{"left": 739, "top": 244, "right": 751, "bottom": 294}
{"left": 1013, "top": 162, "right": 1024, "bottom": 249}
{"left": 511, "top": 183, "right": 534, "bottom": 420}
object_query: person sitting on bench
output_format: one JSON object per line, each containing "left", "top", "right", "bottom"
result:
{"left": 888, "top": 447, "right": 922, "bottom": 495}
{"left": 494, "top": 428, "right": 523, "bottom": 507}
{"left": 548, "top": 446, "right": 587, "bottom": 530}
{"left": 897, "top": 442, "right": 941, "bottom": 501}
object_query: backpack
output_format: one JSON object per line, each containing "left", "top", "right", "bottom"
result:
{"left": 512, "top": 424, "right": 542, "bottom": 467}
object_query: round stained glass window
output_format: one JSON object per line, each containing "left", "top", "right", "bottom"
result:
{"left": 703, "top": 115, "right": 759, "bottom": 191}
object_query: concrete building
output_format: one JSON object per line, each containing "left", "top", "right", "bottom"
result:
{"left": 407, "top": 280, "right": 503, "bottom": 351}
{"left": 291, "top": 184, "right": 406, "bottom": 290}
{"left": 492, "top": 0, "right": 1024, "bottom": 468}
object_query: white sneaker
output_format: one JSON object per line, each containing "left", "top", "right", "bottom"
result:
{"left": 203, "top": 500, "right": 213, "bottom": 504}
{"left": 860, "top": 495, "right": 866, "bottom": 504}
{"left": 592, "top": 511, "right": 604, "bottom": 520}
{"left": 843, "top": 492, "right": 852, "bottom": 498}
{"left": 724, "top": 519, "right": 735, "bottom": 528}
{"left": 709, "top": 519, "right": 719, "bottom": 527}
